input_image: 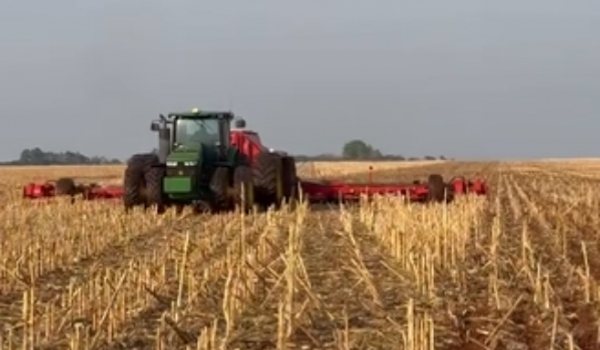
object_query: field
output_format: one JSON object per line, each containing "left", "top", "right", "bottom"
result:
{"left": 1, "top": 160, "right": 600, "bottom": 349}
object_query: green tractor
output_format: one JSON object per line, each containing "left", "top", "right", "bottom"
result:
{"left": 123, "top": 108, "right": 297, "bottom": 213}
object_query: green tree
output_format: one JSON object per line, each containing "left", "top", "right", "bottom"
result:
{"left": 342, "top": 140, "right": 382, "bottom": 159}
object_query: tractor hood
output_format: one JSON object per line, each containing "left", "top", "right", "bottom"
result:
{"left": 166, "top": 143, "right": 219, "bottom": 165}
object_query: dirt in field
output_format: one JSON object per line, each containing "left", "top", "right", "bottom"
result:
{"left": 3, "top": 161, "right": 600, "bottom": 349}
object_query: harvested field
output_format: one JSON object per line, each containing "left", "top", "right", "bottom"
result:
{"left": 295, "top": 160, "right": 446, "bottom": 179}
{"left": 1, "top": 160, "right": 600, "bottom": 349}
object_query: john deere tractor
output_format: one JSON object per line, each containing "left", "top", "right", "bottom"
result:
{"left": 123, "top": 108, "right": 255, "bottom": 213}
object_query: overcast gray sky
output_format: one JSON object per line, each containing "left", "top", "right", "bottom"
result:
{"left": 0, "top": 1, "right": 598, "bottom": 160}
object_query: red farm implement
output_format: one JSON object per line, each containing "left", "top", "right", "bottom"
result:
{"left": 299, "top": 174, "right": 487, "bottom": 204}
{"left": 22, "top": 109, "right": 488, "bottom": 209}
{"left": 23, "top": 171, "right": 487, "bottom": 204}
{"left": 23, "top": 181, "right": 124, "bottom": 200}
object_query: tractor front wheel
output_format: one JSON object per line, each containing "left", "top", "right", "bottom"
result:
{"left": 123, "top": 153, "right": 159, "bottom": 210}
{"left": 145, "top": 166, "right": 166, "bottom": 214}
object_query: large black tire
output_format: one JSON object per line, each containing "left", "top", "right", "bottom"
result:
{"left": 234, "top": 165, "right": 255, "bottom": 211}
{"left": 145, "top": 166, "right": 166, "bottom": 213}
{"left": 209, "top": 167, "right": 230, "bottom": 209}
{"left": 427, "top": 174, "right": 446, "bottom": 203}
{"left": 281, "top": 156, "right": 299, "bottom": 204}
{"left": 56, "top": 177, "right": 77, "bottom": 196}
{"left": 253, "top": 152, "right": 283, "bottom": 208}
{"left": 123, "top": 153, "right": 159, "bottom": 210}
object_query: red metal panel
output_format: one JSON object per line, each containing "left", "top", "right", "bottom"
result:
{"left": 230, "top": 130, "right": 267, "bottom": 165}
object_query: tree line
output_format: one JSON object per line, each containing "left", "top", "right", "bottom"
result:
{"left": 0, "top": 140, "right": 447, "bottom": 166}
{"left": 294, "top": 139, "right": 449, "bottom": 162}
{"left": 0, "top": 148, "right": 122, "bottom": 166}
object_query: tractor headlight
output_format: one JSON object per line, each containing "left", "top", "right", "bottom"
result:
{"left": 166, "top": 161, "right": 196, "bottom": 167}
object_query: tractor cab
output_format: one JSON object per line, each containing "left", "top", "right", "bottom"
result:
{"left": 151, "top": 108, "right": 234, "bottom": 162}
{"left": 149, "top": 108, "right": 240, "bottom": 199}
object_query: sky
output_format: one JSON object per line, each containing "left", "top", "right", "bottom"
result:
{"left": 0, "top": 1, "right": 598, "bottom": 160}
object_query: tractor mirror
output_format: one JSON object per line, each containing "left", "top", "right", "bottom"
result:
{"left": 150, "top": 121, "right": 160, "bottom": 131}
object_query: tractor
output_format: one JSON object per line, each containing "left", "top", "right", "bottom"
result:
{"left": 122, "top": 108, "right": 297, "bottom": 213}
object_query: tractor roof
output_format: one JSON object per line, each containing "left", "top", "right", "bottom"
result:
{"left": 168, "top": 108, "right": 234, "bottom": 119}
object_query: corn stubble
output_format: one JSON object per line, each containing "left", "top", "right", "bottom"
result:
{"left": 1, "top": 161, "right": 600, "bottom": 349}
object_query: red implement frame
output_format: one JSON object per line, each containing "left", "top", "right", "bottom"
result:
{"left": 299, "top": 177, "right": 486, "bottom": 202}
{"left": 23, "top": 182, "right": 124, "bottom": 200}
{"left": 22, "top": 175, "right": 486, "bottom": 203}
{"left": 229, "top": 129, "right": 487, "bottom": 202}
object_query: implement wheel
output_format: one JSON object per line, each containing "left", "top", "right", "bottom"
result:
{"left": 56, "top": 177, "right": 77, "bottom": 196}
{"left": 281, "top": 156, "right": 299, "bottom": 206}
{"left": 427, "top": 174, "right": 446, "bottom": 203}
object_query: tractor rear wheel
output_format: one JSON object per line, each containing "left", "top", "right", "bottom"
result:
{"left": 209, "top": 167, "right": 230, "bottom": 209}
{"left": 145, "top": 166, "right": 166, "bottom": 213}
{"left": 56, "top": 177, "right": 77, "bottom": 196}
{"left": 123, "top": 153, "right": 159, "bottom": 210}
{"left": 234, "top": 165, "right": 254, "bottom": 211}
{"left": 253, "top": 152, "right": 284, "bottom": 209}
{"left": 427, "top": 174, "right": 446, "bottom": 203}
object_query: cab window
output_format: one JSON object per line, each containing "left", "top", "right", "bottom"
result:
{"left": 174, "top": 118, "right": 220, "bottom": 145}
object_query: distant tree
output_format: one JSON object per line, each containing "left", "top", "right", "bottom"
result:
{"left": 380, "top": 154, "right": 405, "bottom": 161}
{"left": 342, "top": 140, "right": 383, "bottom": 159}
{"left": 342, "top": 140, "right": 367, "bottom": 159}
{"left": 370, "top": 148, "right": 383, "bottom": 159}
